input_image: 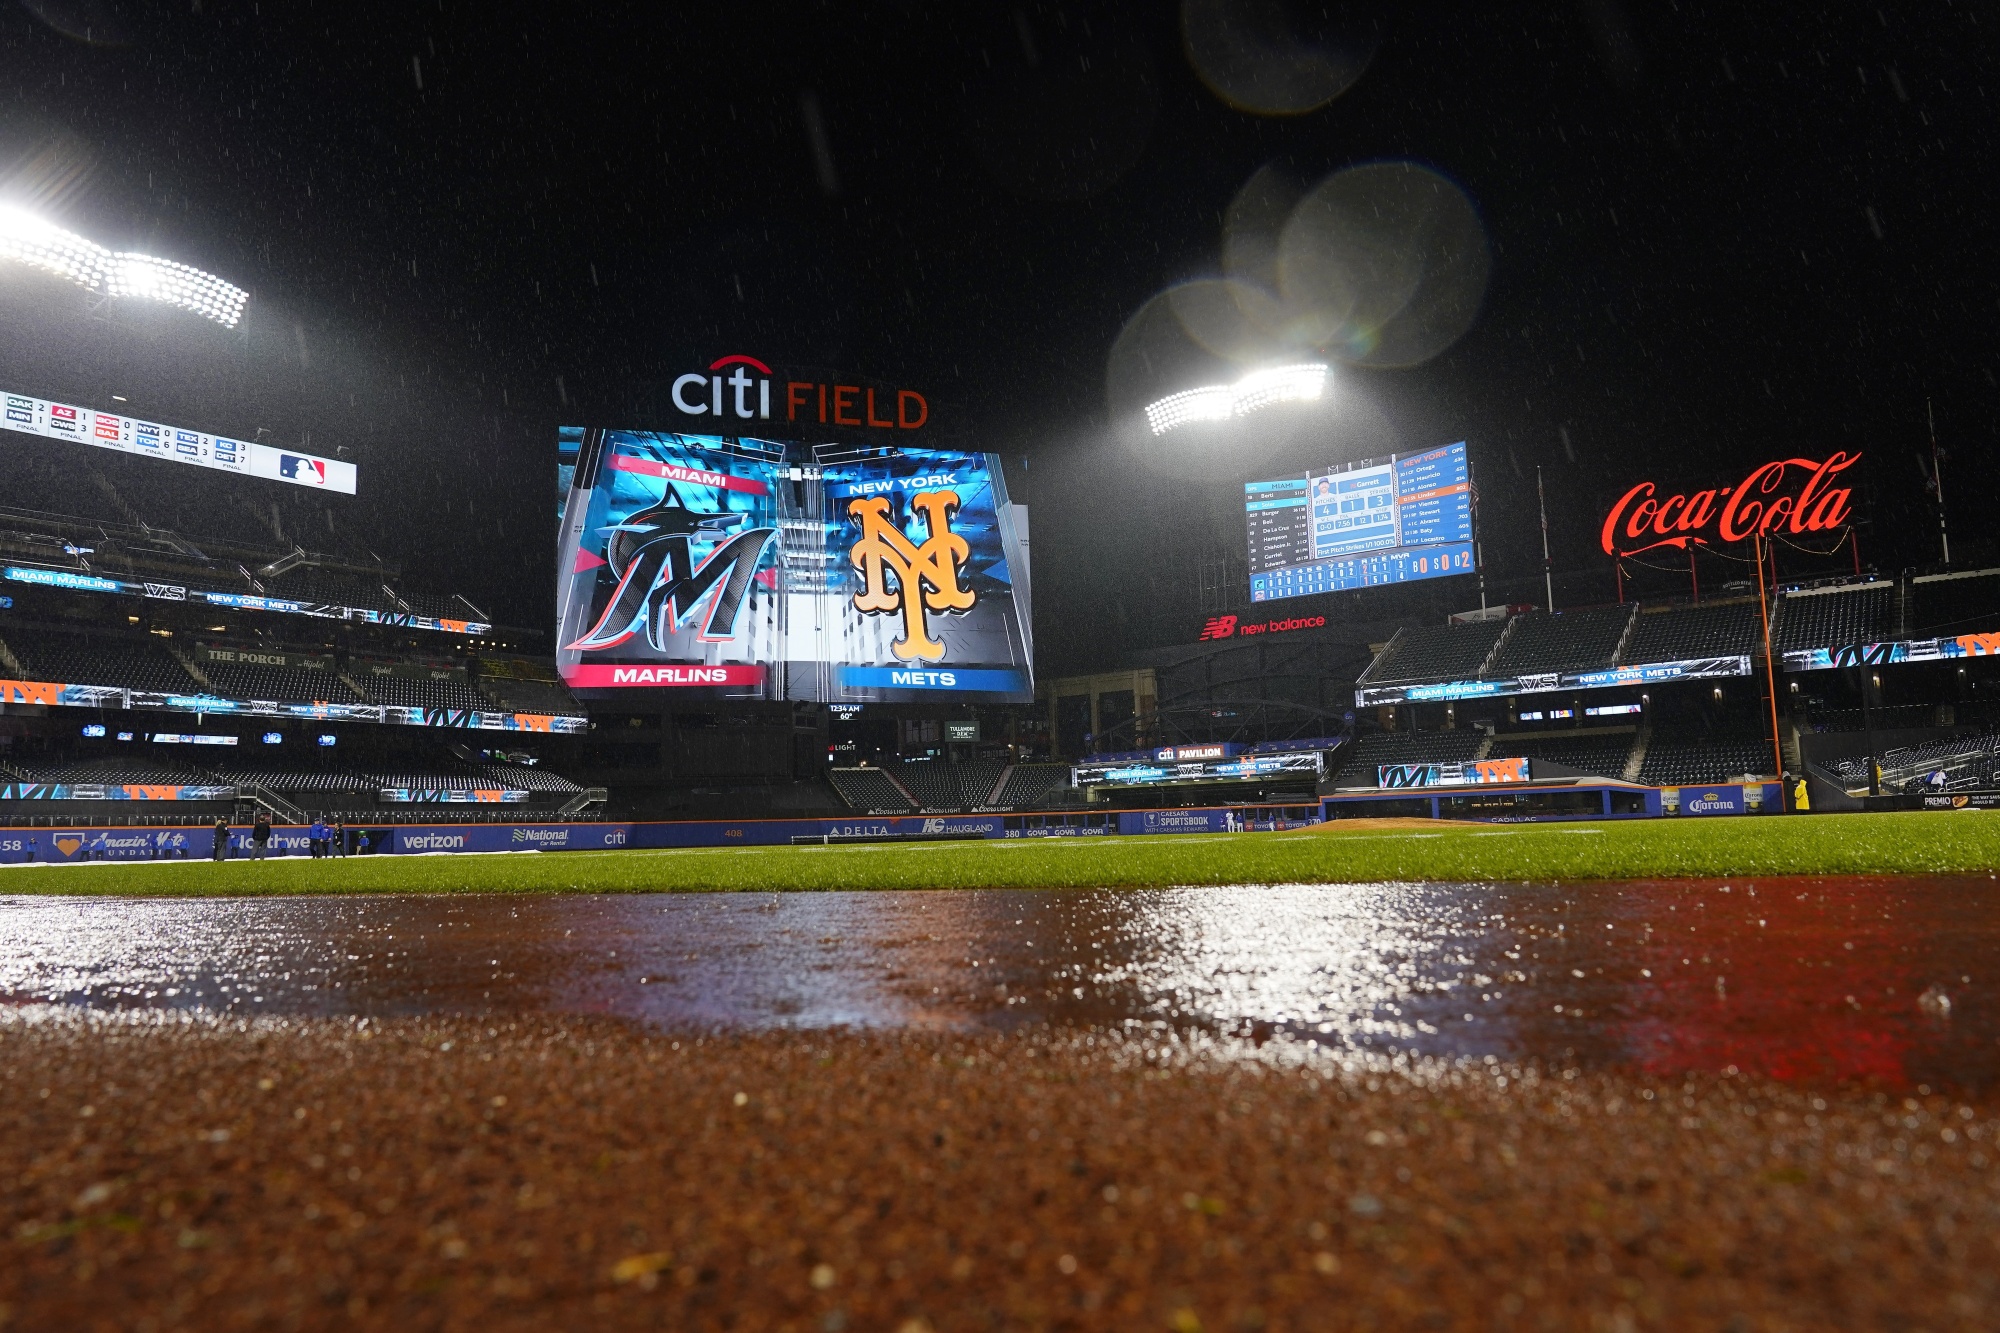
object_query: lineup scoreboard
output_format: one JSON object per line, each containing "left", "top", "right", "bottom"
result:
{"left": 1244, "top": 441, "right": 1473, "bottom": 602}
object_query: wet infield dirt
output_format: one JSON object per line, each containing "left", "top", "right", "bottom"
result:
{"left": 3, "top": 877, "right": 1998, "bottom": 1330}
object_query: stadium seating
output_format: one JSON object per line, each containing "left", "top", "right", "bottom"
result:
{"left": 1331, "top": 731, "right": 1485, "bottom": 786}
{"left": 198, "top": 659, "right": 363, "bottom": 704}
{"left": 3, "top": 627, "right": 202, "bottom": 693}
{"left": 1637, "top": 736, "right": 1776, "bottom": 786}
{"left": 890, "top": 757, "right": 1008, "bottom": 809}
{"left": 353, "top": 669, "right": 492, "bottom": 711}
{"left": 203, "top": 761, "right": 374, "bottom": 797}
{"left": 993, "top": 763, "right": 1069, "bottom": 808}
{"left": 1906, "top": 570, "right": 2000, "bottom": 639}
{"left": 1771, "top": 583, "right": 1895, "bottom": 653}
{"left": 827, "top": 767, "right": 916, "bottom": 812}
{"left": 1485, "top": 731, "right": 1636, "bottom": 778}
{"left": 476, "top": 676, "right": 583, "bottom": 717}
{"left": 1824, "top": 731, "right": 2000, "bottom": 794}
{"left": 1620, "top": 600, "right": 1762, "bottom": 663}
{"left": 1483, "top": 607, "right": 1635, "bottom": 676}
{"left": 469, "top": 763, "right": 584, "bottom": 794}
{"left": 1359, "top": 621, "right": 1504, "bottom": 684}
{"left": 1, "top": 755, "right": 214, "bottom": 785}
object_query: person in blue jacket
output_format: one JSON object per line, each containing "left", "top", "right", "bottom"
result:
{"left": 308, "top": 817, "right": 328, "bottom": 858}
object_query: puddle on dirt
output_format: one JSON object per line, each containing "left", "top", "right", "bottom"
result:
{"left": 2, "top": 879, "right": 1995, "bottom": 1089}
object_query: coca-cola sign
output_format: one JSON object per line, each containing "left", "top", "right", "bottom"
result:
{"left": 1599, "top": 453, "right": 1860, "bottom": 557}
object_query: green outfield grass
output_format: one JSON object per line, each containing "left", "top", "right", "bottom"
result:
{"left": 1, "top": 810, "right": 1996, "bottom": 897}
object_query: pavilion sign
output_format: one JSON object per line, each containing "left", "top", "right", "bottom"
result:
{"left": 1599, "top": 452, "right": 1861, "bottom": 558}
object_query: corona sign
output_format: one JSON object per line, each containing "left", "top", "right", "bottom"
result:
{"left": 1600, "top": 453, "right": 1860, "bottom": 558}
{"left": 556, "top": 427, "right": 1031, "bottom": 702}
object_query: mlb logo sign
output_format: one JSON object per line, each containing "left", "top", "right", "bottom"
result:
{"left": 280, "top": 455, "right": 327, "bottom": 484}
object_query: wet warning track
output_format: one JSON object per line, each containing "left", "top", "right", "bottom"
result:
{"left": 2, "top": 879, "right": 1997, "bottom": 1331}
{"left": 4, "top": 878, "right": 1997, "bottom": 1088}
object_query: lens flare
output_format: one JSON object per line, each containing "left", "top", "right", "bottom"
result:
{"left": 1277, "top": 161, "right": 1489, "bottom": 368}
{"left": 1182, "top": 0, "right": 1379, "bottom": 116}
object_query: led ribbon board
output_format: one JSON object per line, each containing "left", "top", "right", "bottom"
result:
{"left": 556, "top": 428, "right": 1033, "bottom": 702}
{"left": 1, "top": 387, "right": 355, "bottom": 494}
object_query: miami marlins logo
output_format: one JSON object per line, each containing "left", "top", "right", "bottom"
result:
{"left": 568, "top": 489, "right": 777, "bottom": 651}
{"left": 847, "top": 491, "right": 975, "bottom": 661}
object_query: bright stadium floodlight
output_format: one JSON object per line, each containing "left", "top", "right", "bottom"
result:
{"left": 0, "top": 206, "right": 248, "bottom": 328}
{"left": 1144, "top": 362, "right": 1329, "bottom": 436}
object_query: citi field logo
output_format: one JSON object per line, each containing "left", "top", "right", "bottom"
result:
{"left": 669, "top": 354, "right": 928, "bottom": 430}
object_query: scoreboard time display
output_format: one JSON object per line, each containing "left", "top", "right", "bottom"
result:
{"left": 1243, "top": 441, "right": 1474, "bottom": 602}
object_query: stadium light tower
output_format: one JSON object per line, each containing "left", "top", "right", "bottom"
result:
{"left": 1144, "top": 363, "right": 1329, "bottom": 436}
{"left": 0, "top": 206, "right": 248, "bottom": 328}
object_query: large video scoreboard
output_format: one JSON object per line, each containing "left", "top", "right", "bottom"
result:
{"left": 1244, "top": 441, "right": 1473, "bottom": 602}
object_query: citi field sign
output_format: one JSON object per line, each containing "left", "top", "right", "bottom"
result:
{"left": 667, "top": 354, "right": 929, "bottom": 431}
{"left": 1599, "top": 452, "right": 1860, "bottom": 558}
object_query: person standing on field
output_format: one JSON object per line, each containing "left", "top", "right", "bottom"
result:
{"left": 213, "top": 817, "right": 229, "bottom": 860}
{"left": 252, "top": 812, "right": 272, "bottom": 860}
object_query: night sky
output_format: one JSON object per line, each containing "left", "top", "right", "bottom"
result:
{"left": 0, "top": 2, "right": 1990, "bottom": 674}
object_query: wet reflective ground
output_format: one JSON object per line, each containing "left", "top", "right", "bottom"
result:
{"left": 4, "top": 876, "right": 1998, "bottom": 1090}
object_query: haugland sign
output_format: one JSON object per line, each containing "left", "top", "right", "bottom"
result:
{"left": 1600, "top": 453, "right": 1860, "bottom": 558}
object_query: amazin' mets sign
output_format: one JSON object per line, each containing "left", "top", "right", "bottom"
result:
{"left": 1600, "top": 453, "right": 1860, "bottom": 558}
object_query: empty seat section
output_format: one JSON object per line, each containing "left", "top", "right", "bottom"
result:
{"left": 356, "top": 670, "right": 491, "bottom": 710}
{"left": 1332, "top": 731, "right": 1485, "bottom": 786}
{"left": 993, "top": 764, "right": 1068, "bottom": 808}
{"left": 200, "top": 659, "right": 362, "bottom": 703}
{"left": 893, "top": 759, "right": 964, "bottom": 809}
{"left": 1361, "top": 622, "right": 1504, "bottom": 684}
{"left": 1485, "top": 732, "right": 1635, "bottom": 778}
{"left": 1484, "top": 607, "right": 1634, "bottom": 676}
{"left": 5, "top": 628, "right": 201, "bottom": 693}
{"left": 1620, "top": 601, "right": 1762, "bottom": 664}
{"left": 1771, "top": 585, "right": 1894, "bottom": 653}
{"left": 1906, "top": 571, "right": 2000, "bottom": 639}
{"left": 828, "top": 768, "right": 915, "bottom": 811}
{"left": 1637, "top": 736, "right": 1775, "bottom": 786}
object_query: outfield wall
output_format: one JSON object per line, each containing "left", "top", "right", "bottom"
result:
{"left": 0, "top": 805, "right": 1324, "bottom": 864}
{"left": 0, "top": 785, "right": 1786, "bottom": 864}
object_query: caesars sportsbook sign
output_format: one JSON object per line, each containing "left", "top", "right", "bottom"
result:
{"left": 555, "top": 362, "right": 1031, "bottom": 703}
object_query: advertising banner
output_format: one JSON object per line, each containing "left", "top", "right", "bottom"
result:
{"left": 1072, "top": 751, "right": 1322, "bottom": 787}
{"left": 0, "top": 782, "right": 234, "bottom": 800}
{"left": 1, "top": 386, "right": 356, "bottom": 494}
{"left": 556, "top": 428, "right": 1033, "bottom": 702}
{"left": 1376, "top": 757, "right": 1529, "bottom": 788}
{"left": 0, "top": 675, "right": 584, "bottom": 733}
{"left": 1, "top": 565, "right": 489, "bottom": 639}
{"left": 377, "top": 788, "right": 531, "bottom": 804}
{"left": 1354, "top": 655, "right": 1751, "bottom": 707}
{"left": 1783, "top": 633, "right": 2000, "bottom": 673}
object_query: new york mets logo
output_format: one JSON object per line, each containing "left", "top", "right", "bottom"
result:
{"left": 847, "top": 491, "right": 975, "bottom": 661}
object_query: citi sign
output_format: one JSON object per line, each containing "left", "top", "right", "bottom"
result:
{"left": 669, "top": 354, "right": 928, "bottom": 430}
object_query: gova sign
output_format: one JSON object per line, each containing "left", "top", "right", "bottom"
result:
{"left": 669, "top": 354, "right": 928, "bottom": 431}
{"left": 1600, "top": 453, "right": 1860, "bottom": 558}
